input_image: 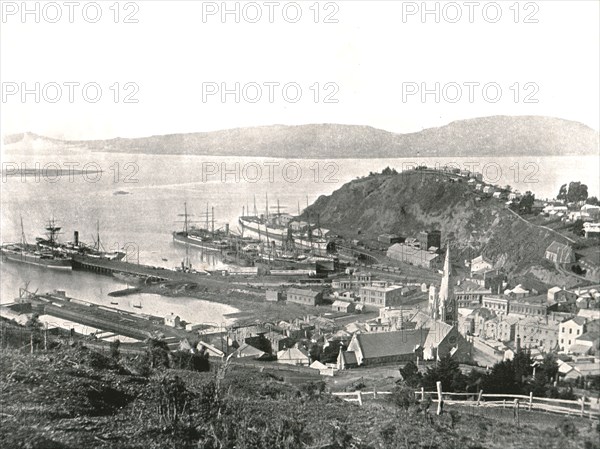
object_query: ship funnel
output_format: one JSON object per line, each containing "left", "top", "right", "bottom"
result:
{"left": 74, "top": 231, "right": 79, "bottom": 246}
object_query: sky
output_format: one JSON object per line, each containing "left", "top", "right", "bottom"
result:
{"left": 0, "top": 0, "right": 598, "bottom": 140}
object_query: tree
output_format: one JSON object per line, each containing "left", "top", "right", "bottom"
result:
{"left": 572, "top": 219, "right": 584, "bottom": 236}
{"left": 399, "top": 361, "right": 422, "bottom": 387}
{"left": 557, "top": 184, "right": 568, "bottom": 202}
{"left": 109, "top": 339, "right": 121, "bottom": 361}
{"left": 586, "top": 196, "right": 599, "bottom": 206}
{"left": 567, "top": 182, "right": 588, "bottom": 203}
{"left": 519, "top": 191, "right": 535, "bottom": 214}
{"left": 422, "top": 355, "right": 466, "bottom": 392}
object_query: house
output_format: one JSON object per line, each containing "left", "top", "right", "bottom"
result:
{"left": 545, "top": 241, "right": 576, "bottom": 264}
{"left": 572, "top": 330, "right": 600, "bottom": 355}
{"left": 470, "top": 255, "right": 493, "bottom": 274}
{"left": 277, "top": 346, "right": 311, "bottom": 366}
{"left": 547, "top": 287, "right": 578, "bottom": 304}
{"left": 583, "top": 222, "right": 600, "bottom": 239}
{"left": 359, "top": 284, "right": 404, "bottom": 309}
{"left": 505, "top": 284, "right": 530, "bottom": 299}
{"left": 331, "top": 300, "right": 355, "bottom": 313}
{"left": 581, "top": 204, "right": 600, "bottom": 218}
{"left": 309, "top": 360, "right": 332, "bottom": 375}
{"left": 197, "top": 341, "right": 225, "bottom": 359}
{"left": 266, "top": 290, "right": 283, "bottom": 302}
{"left": 164, "top": 313, "right": 181, "bottom": 328}
{"left": 231, "top": 343, "right": 267, "bottom": 359}
{"left": 386, "top": 243, "right": 442, "bottom": 269}
{"left": 287, "top": 288, "right": 323, "bottom": 306}
{"left": 559, "top": 317, "right": 588, "bottom": 352}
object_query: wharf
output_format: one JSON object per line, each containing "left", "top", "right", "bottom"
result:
{"left": 28, "top": 292, "right": 194, "bottom": 348}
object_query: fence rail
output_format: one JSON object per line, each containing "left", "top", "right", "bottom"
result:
{"left": 332, "top": 385, "right": 600, "bottom": 420}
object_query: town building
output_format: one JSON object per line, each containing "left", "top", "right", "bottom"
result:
{"left": 165, "top": 313, "right": 181, "bottom": 328}
{"left": 359, "top": 284, "right": 404, "bottom": 308}
{"left": 277, "top": 346, "right": 311, "bottom": 366}
{"left": 339, "top": 321, "right": 469, "bottom": 368}
{"left": 455, "top": 283, "right": 492, "bottom": 308}
{"left": 418, "top": 230, "right": 441, "bottom": 251}
{"left": 560, "top": 317, "right": 587, "bottom": 352}
{"left": 386, "top": 243, "right": 442, "bottom": 269}
{"left": 544, "top": 241, "right": 576, "bottom": 264}
{"left": 266, "top": 290, "right": 283, "bottom": 302}
{"left": 286, "top": 288, "right": 323, "bottom": 306}
{"left": 509, "top": 294, "right": 549, "bottom": 317}
{"left": 516, "top": 316, "right": 560, "bottom": 353}
{"left": 470, "top": 255, "right": 493, "bottom": 274}
{"left": 331, "top": 300, "right": 356, "bottom": 313}
{"left": 547, "top": 287, "right": 578, "bottom": 304}
{"left": 482, "top": 295, "right": 510, "bottom": 315}
{"left": 378, "top": 233, "right": 403, "bottom": 244}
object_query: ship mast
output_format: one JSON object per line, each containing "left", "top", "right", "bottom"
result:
{"left": 183, "top": 202, "right": 188, "bottom": 234}
{"left": 206, "top": 203, "right": 209, "bottom": 231}
{"left": 253, "top": 195, "right": 257, "bottom": 217}
{"left": 265, "top": 193, "right": 269, "bottom": 221}
{"left": 20, "top": 215, "right": 27, "bottom": 246}
{"left": 211, "top": 206, "right": 215, "bottom": 236}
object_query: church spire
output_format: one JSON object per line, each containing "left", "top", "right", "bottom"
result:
{"left": 438, "top": 245, "right": 456, "bottom": 325}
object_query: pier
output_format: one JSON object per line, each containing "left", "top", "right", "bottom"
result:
{"left": 21, "top": 291, "right": 194, "bottom": 349}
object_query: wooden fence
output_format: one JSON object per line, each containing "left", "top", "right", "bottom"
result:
{"left": 332, "top": 382, "right": 600, "bottom": 420}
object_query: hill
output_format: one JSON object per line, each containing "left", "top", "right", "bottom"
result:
{"left": 302, "top": 170, "right": 574, "bottom": 280}
{"left": 1, "top": 342, "right": 597, "bottom": 449}
{"left": 4, "top": 116, "right": 598, "bottom": 158}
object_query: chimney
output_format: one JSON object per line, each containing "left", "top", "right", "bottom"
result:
{"left": 74, "top": 231, "right": 79, "bottom": 246}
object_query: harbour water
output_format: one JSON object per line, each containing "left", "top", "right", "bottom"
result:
{"left": 2, "top": 147, "right": 598, "bottom": 325}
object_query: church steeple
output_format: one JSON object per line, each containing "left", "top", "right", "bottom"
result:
{"left": 438, "top": 245, "right": 456, "bottom": 325}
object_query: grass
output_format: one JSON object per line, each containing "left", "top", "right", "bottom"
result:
{"left": 1, "top": 339, "right": 599, "bottom": 449}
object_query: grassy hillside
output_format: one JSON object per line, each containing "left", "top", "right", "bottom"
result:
{"left": 304, "top": 170, "right": 572, "bottom": 278}
{"left": 1, "top": 345, "right": 598, "bottom": 449}
{"left": 4, "top": 116, "right": 598, "bottom": 158}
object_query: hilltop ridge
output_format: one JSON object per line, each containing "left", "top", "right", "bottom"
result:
{"left": 4, "top": 116, "right": 598, "bottom": 158}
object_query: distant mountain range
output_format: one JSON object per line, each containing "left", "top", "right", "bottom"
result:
{"left": 4, "top": 116, "right": 598, "bottom": 158}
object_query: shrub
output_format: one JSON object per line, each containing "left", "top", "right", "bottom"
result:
{"left": 559, "top": 419, "right": 578, "bottom": 438}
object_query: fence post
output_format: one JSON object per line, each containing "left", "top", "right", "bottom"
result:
{"left": 503, "top": 399, "right": 506, "bottom": 409}
{"left": 357, "top": 391, "right": 363, "bottom": 406}
{"left": 529, "top": 392, "right": 533, "bottom": 411}
{"left": 477, "top": 390, "right": 483, "bottom": 406}
{"left": 373, "top": 388, "right": 377, "bottom": 400}
{"left": 436, "top": 381, "right": 443, "bottom": 415}
{"left": 514, "top": 399, "right": 520, "bottom": 427}
{"left": 421, "top": 387, "right": 425, "bottom": 401}
{"left": 581, "top": 396, "right": 585, "bottom": 418}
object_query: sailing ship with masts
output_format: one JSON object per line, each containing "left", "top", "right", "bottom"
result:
{"left": 172, "top": 203, "right": 232, "bottom": 252}
{"left": 238, "top": 194, "right": 335, "bottom": 255}
{"left": 0, "top": 217, "right": 72, "bottom": 270}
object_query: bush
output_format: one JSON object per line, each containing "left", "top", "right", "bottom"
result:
{"left": 390, "top": 385, "right": 417, "bottom": 410}
{"left": 559, "top": 419, "right": 578, "bottom": 438}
